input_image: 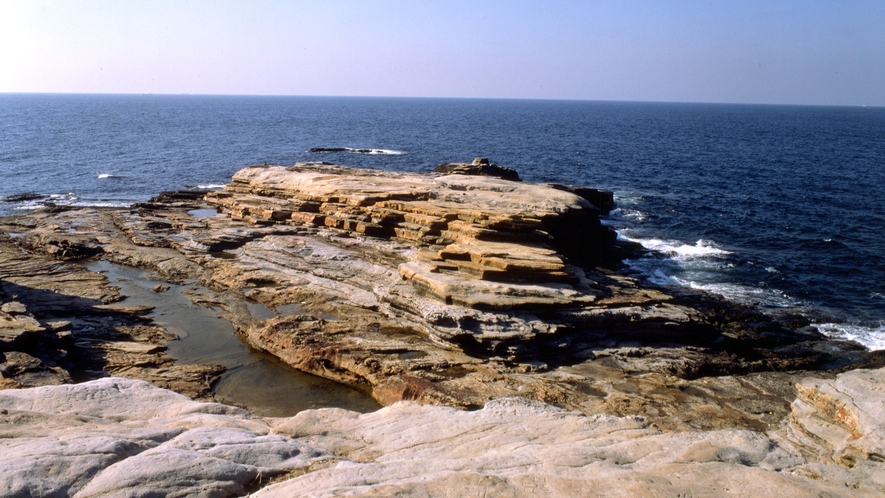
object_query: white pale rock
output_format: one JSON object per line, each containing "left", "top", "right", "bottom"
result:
{"left": 0, "top": 378, "right": 329, "bottom": 498}
{"left": 261, "top": 397, "right": 882, "bottom": 497}
{"left": 784, "top": 368, "right": 885, "bottom": 465}
{"left": 2, "top": 375, "right": 884, "bottom": 497}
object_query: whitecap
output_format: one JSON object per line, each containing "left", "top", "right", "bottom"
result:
{"left": 98, "top": 173, "right": 113, "bottom": 179}
{"left": 814, "top": 323, "right": 885, "bottom": 351}
{"left": 195, "top": 184, "right": 226, "bottom": 189}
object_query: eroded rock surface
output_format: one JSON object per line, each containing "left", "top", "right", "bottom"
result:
{"left": 1, "top": 376, "right": 883, "bottom": 497}
{"left": 0, "top": 213, "right": 221, "bottom": 398}
{"left": 2, "top": 162, "right": 885, "bottom": 495}
{"left": 0, "top": 378, "right": 328, "bottom": 497}
{"left": 1, "top": 163, "right": 881, "bottom": 433}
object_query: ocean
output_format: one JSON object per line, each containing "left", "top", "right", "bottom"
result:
{"left": 2, "top": 94, "right": 883, "bottom": 350}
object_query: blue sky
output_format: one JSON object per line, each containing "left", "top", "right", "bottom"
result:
{"left": 1, "top": 0, "right": 883, "bottom": 105}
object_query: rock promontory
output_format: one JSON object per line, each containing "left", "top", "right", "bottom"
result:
{"left": 2, "top": 161, "right": 884, "bottom": 495}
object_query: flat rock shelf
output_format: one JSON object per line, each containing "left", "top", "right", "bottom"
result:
{"left": 1, "top": 161, "right": 884, "bottom": 496}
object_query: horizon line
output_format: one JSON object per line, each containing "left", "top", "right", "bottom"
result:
{"left": 0, "top": 91, "right": 880, "bottom": 109}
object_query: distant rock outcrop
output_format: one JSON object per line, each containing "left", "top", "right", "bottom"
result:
{"left": 434, "top": 156, "right": 522, "bottom": 181}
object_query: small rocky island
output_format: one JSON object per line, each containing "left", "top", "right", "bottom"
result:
{"left": 2, "top": 160, "right": 883, "bottom": 496}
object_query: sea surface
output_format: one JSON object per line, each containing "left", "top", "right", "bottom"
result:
{"left": 2, "top": 94, "right": 884, "bottom": 350}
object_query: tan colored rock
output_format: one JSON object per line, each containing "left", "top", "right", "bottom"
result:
{"left": 1, "top": 163, "right": 880, "bottom": 440}
{"left": 774, "top": 368, "right": 885, "bottom": 468}
{"left": 205, "top": 164, "right": 611, "bottom": 310}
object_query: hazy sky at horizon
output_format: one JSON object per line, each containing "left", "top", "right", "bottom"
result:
{"left": 1, "top": 0, "right": 883, "bottom": 106}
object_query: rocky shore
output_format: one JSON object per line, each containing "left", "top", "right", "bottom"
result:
{"left": 2, "top": 161, "right": 884, "bottom": 495}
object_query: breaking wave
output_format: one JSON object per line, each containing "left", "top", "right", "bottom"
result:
{"left": 814, "top": 322, "right": 885, "bottom": 351}
{"left": 620, "top": 235, "right": 732, "bottom": 260}
{"left": 308, "top": 147, "right": 406, "bottom": 155}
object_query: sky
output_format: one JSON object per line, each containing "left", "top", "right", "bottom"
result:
{"left": 1, "top": 0, "right": 883, "bottom": 106}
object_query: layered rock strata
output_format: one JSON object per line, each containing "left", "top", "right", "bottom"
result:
{"left": 0, "top": 163, "right": 881, "bottom": 431}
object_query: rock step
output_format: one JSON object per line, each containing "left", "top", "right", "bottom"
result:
{"left": 205, "top": 164, "right": 615, "bottom": 306}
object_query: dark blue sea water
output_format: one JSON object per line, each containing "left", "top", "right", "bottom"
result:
{"left": 2, "top": 94, "right": 884, "bottom": 349}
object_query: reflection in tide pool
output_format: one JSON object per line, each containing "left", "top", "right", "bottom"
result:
{"left": 88, "top": 261, "right": 381, "bottom": 416}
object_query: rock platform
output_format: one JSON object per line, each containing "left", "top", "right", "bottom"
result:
{"left": 1, "top": 374, "right": 883, "bottom": 497}
{"left": 2, "top": 161, "right": 884, "bottom": 494}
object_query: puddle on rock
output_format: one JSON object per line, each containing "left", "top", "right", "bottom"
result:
{"left": 188, "top": 208, "right": 218, "bottom": 218}
{"left": 247, "top": 301, "right": 276, "bottom": 321}
{"left": 87, "top": 260, "right": 381, "bottom": 416}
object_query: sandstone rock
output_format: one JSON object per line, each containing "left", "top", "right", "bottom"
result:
{"left": 0, "top": 223, "right": 217, "bottom": 398}
{"left": 1, "top": 301, "right": 27, "bottom": 314}
{"left": 774, "top": 368, "right": 885, "bottom": 467}
{"left": 434, "top": 156, "right": 522, "bottom": 181}
{"left": 0, "top": 378, "right": 328, "bottom": 497}
{"left": 206, "top": 163, "right": 612, "bottom": 281}
{"left": 1, "top": 163, "right": 881, "bottom": 438}
{"left": 2, "top": 377, "right": 883, "bottom": 497}
{"left": 259, "top": 379, "right": 880, "bottom": 497}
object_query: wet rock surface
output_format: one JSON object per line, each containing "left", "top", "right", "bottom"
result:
{"left": 1, "top": 162, "right": 884, "bottom": 494}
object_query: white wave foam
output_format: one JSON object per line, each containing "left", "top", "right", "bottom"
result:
{"left": 609, "top": 207, "right": 648, "bottom": 222}
{"left": 195, "top": 184, "right": 226, "bottom": 189}
{"left": 621, "top": 235, "right": 731, "bottom": 260}
{"left": 11, "top": 197, "right": 131, "bottom": 211}
{"left": 641, "top": 268, "right": 799, "bottom": 308}
{"left": 98, "top": 173, "right": 113, "bottom": 179}
{"left": 340, "top": 147, "right": 404, "bottom": 155}
{"left": 363, "top": 148, "right": 405, "bottom": 155}
{"left": 815, "top": 323, "right": 885, "bottom": 351}
{"left": 12, "top": 204, "right": 41, "bottom": 211}
{"left": 311, "top": 147, "right": 406, "bottom": 155}
{"left": 69, "top": 201, "right": 131, "bottom": 208}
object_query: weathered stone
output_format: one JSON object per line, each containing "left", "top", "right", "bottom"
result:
{"left": 0, "top": 378, "right": 328, "bottom": 497}
{"left": 205, "top": 164, "right": 611, "bottom": 291}
{"left": 0, "top": 302, "right": 27, "bottom": 314}
{"left": 434, "top": 157, "right": 522, "bottom": 181}
{"left": 773, "top": 368, "right": 885, "bottom": 467}
{"left": 2, "top": 162, "right": 885, "bottom": 494}
{"left": 6, "top": 377, "right": 881, "bottom": 497}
